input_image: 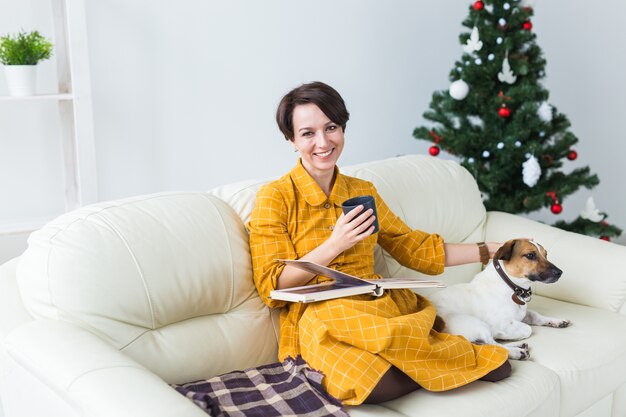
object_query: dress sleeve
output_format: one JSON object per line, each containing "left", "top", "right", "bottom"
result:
{"left": 373, "top": 187, "right": 446, "bottom": 275}
{"left": 247, "top": 184, "right": 297, "bottom": 309}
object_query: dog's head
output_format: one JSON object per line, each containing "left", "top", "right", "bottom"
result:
{"left": 494, "top": 239, "right": 562, "bottom": 284}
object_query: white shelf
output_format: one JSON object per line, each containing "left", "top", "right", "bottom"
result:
{"left": 0, "top": 93, "right": 73, "bottom": 101}
{"left": 0, "top": 0, "right": 97, "bottom": 238}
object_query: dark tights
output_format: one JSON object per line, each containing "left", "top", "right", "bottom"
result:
{"left": 364, "top": 360, "right": 512, "bottom": 404}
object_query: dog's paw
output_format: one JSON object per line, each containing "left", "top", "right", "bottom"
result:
{"left": 549, "top": 319, "right": 571, "bottom": 328}
{"left": 506, "top": 343, "right": 530, "bottom": 361}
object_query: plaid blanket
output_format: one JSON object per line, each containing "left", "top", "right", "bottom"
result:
{"left": 172, "top": 356, "right": 350, "bottom": 417}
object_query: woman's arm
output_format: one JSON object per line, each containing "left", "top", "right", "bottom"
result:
{"left": 443, "top": 242, "right": 500, "bottom": 266}
{"left": 276, "top": 205, "right": 376, "bottom": 289}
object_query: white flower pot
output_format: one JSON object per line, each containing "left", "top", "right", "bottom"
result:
{"left": 3, "top": 65, "right": 37, "bottom": 97}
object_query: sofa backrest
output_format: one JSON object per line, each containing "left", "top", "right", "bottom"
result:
{"left": 17, "top": 192, "right": 278, "bottom": 384}
{"left": 343, "top": 155, "right": 486, "bottom": 285}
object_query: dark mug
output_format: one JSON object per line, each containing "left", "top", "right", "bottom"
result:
{"left": 341, "top": 195, "right": 379, "bottom": 234}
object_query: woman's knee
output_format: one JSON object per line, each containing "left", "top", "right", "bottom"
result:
{"left": 480, "top": 360, "right": 512, "bottom": 382}
{"left": 364, "top": 366, "right": 420, "bottom": 404}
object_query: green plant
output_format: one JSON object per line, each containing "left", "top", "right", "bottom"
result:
{"left": 0, "top": 30, "right": 53, "bottom": 65}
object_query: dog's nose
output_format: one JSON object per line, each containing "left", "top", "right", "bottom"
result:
{"left": 552, "top": 268, "right": 562, "bottom": 278}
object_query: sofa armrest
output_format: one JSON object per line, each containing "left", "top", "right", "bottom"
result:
{"left": 3, "top": 320, "right": 207, "bottom": 417}
{"left": 485, "top": 211, "right": 626, "bottom": 313}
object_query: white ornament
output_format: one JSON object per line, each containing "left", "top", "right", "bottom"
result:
{"left": 498, "top": 53, "right": 517, "bottom": 84}
{"left": 503, "top": 3, "right": 511, "bottom": 10}
{"left": 449, "top": 79, "right": 469, "bottom": 100}
{"left": 463, "top": 26, "right": 483, "bottom": 53}
{"left": 482, "top": 150, "right": 491, "bottom": 158}
{"left": 522, "top": 155, "right": 541, "bottom": 187}
{"left": 537, "top": 102, "right": 553, "bottom": 122}
{"left": 474, "top": 58, "right": 483, "bottom": 65}
{"left": 580, "top": 197, "right": 604, "bottom": 222}
{"left": 468, "top": 157, "right": 475, "bottom": 164}
{"left": 498, "top": 18, "right": 507, "bottom": 26}
{"left": 497, "top": 142, "right": 504, "bottom": 149}
{"left": 496, "top": 37, "right": 503, "bottom": 45}
{"left": 515, "top": 140, "right": 522, "bottom": 147}
{"left": 488, "top": 53, "right": 495, "bottom": 61}
{"left": 467, "top": 115, "right": 484, "bottom": 128}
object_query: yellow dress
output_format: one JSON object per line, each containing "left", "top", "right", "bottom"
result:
{"left": 247, "top": 159, "right": 508, "bottom": 405}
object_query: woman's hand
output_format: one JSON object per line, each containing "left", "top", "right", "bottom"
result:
{"left": 327, "top": 205, "right": 376, "bottom": 254}
{"left": 486, "top": 242, "right": 502, "bottom": 259}
{"left": 276, "top": 205, "right": 375, "bottom": 290}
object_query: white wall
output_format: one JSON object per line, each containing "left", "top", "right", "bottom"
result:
{"left": 1, "top": 0, "right": 625, "bottom": 264}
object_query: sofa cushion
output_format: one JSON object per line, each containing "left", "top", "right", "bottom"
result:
{"left": 16, "top": 192, "right": 278, "bottom": 383}
{"left": 348, "top": 360, "right": 559, "bottom": 417}
{"left": 524, "top": 296, "right": 626, "bottom": 417}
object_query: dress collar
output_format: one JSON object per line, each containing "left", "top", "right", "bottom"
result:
{"left": 290, "top": 159, "right": 350, "bottom": 207}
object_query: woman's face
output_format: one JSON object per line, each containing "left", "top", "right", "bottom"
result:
{"left": 291, "top": 103, "right": 344, "bottom": 179}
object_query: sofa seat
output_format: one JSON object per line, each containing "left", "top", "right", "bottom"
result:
{"left": 523, "top": 296, "right": 626, "bottom": 416}
{"left": 349, "top": 360, "right": 559, "bottom": 417}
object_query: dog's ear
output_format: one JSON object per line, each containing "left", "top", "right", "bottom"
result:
{"left": 494, "top": 240, "right": 517, "bottom": 261}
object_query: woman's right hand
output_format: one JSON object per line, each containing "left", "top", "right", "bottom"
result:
{"left": 327, "top": 205, "right": 376, "bottom": 254}
{"left": 275, "top": 205, "right": 375, "bottom": 290}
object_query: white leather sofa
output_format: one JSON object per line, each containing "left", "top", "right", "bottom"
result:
{"left": 2, "top": 155, "right": 626, "bottom": 417}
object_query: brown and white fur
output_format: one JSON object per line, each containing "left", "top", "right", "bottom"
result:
{"left": 429, "top": 239, "right": 571, "bottom": 360}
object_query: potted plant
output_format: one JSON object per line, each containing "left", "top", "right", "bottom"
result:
{"left": 0, "top": 30, "right": 53, "bottom": 97}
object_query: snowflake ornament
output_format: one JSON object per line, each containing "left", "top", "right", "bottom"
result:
{"left": 498, "top": 53, "right": 517, "bottom": 84}
{"left": 467, "top": 115, "right": 484, "bottom": 128}
{"left": 522, "top": 155, "right": 541, "bottom": 187}
{"left": 537, "top": 102, "right": 553, "bottom": 122}
{"left": 463, "top": 26, "right": 483, "bottom": 53}
{"left": 580, "top": 196, "right": 605, "bottom": 222}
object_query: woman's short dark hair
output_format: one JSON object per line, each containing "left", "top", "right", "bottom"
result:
{"left": 276, "top": 81, "right": 350, "bottom": 141}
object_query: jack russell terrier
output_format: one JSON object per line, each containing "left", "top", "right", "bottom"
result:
{"left": 430, "top": 238, "right": 571, "bottom": 360}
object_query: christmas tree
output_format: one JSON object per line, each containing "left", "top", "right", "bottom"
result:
{"left": 414, "top": 0, "right": 621, "bottom": 240}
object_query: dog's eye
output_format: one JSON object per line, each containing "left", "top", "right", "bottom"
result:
{"left": 524, "top": 252, "right": 537, "bottom": 260}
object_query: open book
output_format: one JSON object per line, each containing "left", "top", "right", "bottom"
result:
{"left": 269, "top": 259, "right": 445, "bottom": 303}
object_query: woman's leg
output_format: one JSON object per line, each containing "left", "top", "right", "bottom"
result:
{"left": 364, "top": 366, "right": 421, "bottom": 404}
{"left": 479, "top": 359, "right": 512, "bottom": 382}
{"left": 364, "top": 360, "right": 511, "bottom": 404}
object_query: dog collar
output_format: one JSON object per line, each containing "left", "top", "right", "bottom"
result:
{"left": 493, "top": 259, "right": 532, "bottom": 306}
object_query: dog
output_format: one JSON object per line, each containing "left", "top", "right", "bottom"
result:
{"left": 429, "top": 238, "right": 571, "bottom": 360}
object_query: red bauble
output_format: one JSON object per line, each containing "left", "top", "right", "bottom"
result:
{"left": 600, "top": 236, "right": 611, "bottom": 241}
{"left": 522, "top": 20, "right": 533, "bottom": 30}
{"left": 498, "top": 106, "right": 511, "bottom": 118}
{"left": 429, "top": 145, "right": 440, "bottom": 156}
{"left": 550, "top": 203, "right": 563, "bottom": 214}
{"left": 567, "top": 150, "right": 578, "bottom": 161}
{"left": 473, "top": 1, "right": 485, "bottom": 11}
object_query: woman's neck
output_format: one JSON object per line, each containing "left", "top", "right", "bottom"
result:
{"left": 306, "top": 166, "right": 336, "bottom": 197}
{"left": 315, "top": 172, "right": 335, "bottom": 197}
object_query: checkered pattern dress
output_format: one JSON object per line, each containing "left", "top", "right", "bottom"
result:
{"left": 247, "top": 160, "right": 508, "bottom": 405}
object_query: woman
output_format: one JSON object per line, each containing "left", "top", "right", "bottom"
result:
{"left": 247, "top": 81, "right": 510, "bottom": 405}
